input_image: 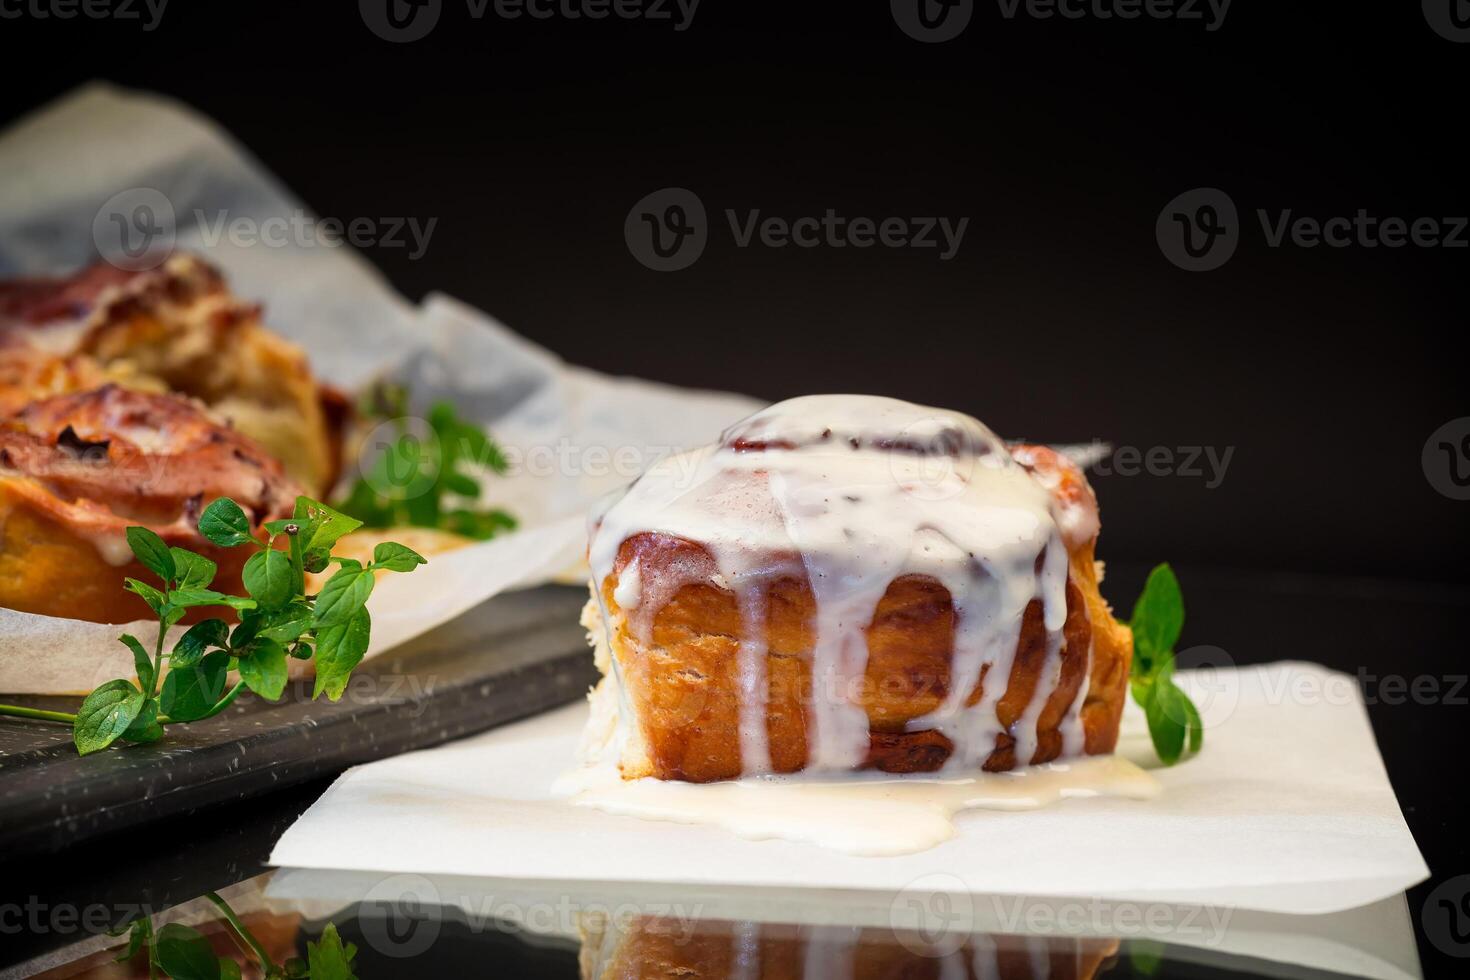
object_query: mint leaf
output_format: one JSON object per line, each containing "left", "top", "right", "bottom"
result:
{"left": 1144, "top": 680, "right": 1189, "bottom": 765}
{"left": 1129, "top": 563, "right": 1183, "bottom": 669}
{"left": 171, "top": 548, "right": 217, "bottom": 590}
{"left": 124, "top": 578, "right": 167, "bottom": 615}
{"left": 238, "top": 639, "right": 288, "bottom": 700}
{"left": 173, "top": 619, "right": 229, "bottom": 667}
{"left": 160, "top": 650, "right": 228, "bottom": 721}
{"left": 242, "top": 549, "right": 293, "bottom": 610}
{"left": 307, "top": 922, "right": 358, "bottom": 980}
{"left": 371, "top": 541, "right": 427, "bottom": 572}
{"left": 126, "top": 526, "right": 176, "bottom": 584}
{"left": 218, "top": 958, "right": 242, "bottom": 980}
{"left": 113, "top": 919, "right": 147, "bottom": 963}
{"left": 295, "top": 496, "right": 363, "bottom": 556}
{"left": 314, "top": 608, "right": 370, "bottom": 701}
{"left": 1130, "top": 939, "right": 1166, "bottom": 976}
{"left": 122, "top": 699, "right": 163, "bottom": 744}
{"left": 198, "top": 498, "right": 253, "bottom": 548}
{"left": 119, "top": 633, "right": 154, "bottom": 692}
{"left": 314, "top": 565, "right": 375, "bottom": 628}
{"left": 1182, "top": 690, "right": 1204, "bottom": 755}
{"left": 74, "top": 680, "right": 144, "bottom": 755}
{"left": 155, "top": 922, "right": 219, "bottom": 980}
{"left": 256, "top": 604, "right": 313, "bottom": 644}
{"left": 169, "top": 588, "right": 257, "bottom": 611}
{"left": 1128, "top": 563, "right": 1203, "bottom": 766}
{"left": 442, "top": 470, "right": 480, "bottom": 498}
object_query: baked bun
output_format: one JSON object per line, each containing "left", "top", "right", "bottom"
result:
{"left": 0, "top": 385, "right": 303, "bottom": 623}
{"left": 0, "top": 254, "right": 346, "bottom": 494}
{"left": 583, "top": 395, "right": 1131, "bottom": 782}
{"left": 580, "top": 915, "right": 1120, "bottom": 980}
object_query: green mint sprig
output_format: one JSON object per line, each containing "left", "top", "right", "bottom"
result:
{"left": 338, "top": 388, "right": 516, "bottom": 540}
{"left": 112, "top": 895, "right": 357, "bottom": 979}
{"left": 1127, "top": 563, "right": 1203, "bottom": 765}
{"left": 0, "top": 495, "right": 425, "bottom": 755}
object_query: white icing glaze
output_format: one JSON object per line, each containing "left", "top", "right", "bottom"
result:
{"left": 587, "top": 395, "right": 1099, "bottom": 777}
{"left": 612, "top": 557, "right": 642, "bottom": 609}
{"left": 554, "top": 754, "right": 1159, "bottom": 856}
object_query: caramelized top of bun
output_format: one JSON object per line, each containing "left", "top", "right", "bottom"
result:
{"left": 1, "top": 385, "right": 301, "bottom": 532}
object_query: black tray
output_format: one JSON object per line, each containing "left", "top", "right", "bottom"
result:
{"left": 0, "top": 584, "right": 597, "bottom": 854}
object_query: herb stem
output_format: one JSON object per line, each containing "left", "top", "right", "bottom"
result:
{"left": 141, "top": 917, "right": 158, "bottom": 980}
{"left": 150, "top": 615, "right": 167, "bottom": 700}
{"left": 0, "top": 704, "right": 78, "bottom": 724}
{"left": 205, "top": 892, "right": 274, "bottom": 971}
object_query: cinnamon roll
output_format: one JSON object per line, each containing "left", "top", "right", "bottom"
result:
{"left": 0, "top": 254, "right": 347, "bottom": 495}
{"left": 0, "top": 385, "right": 302, "bottom": 623}
{"left": 582, "top": 395, "right": 1131, "bottom": 782}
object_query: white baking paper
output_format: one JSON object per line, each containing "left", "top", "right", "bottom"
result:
{"left": 268, "top": 663, "right": 1428, "bottom": 918}
{"left": 0, "top": 83, "right": 760, "bottom": 691}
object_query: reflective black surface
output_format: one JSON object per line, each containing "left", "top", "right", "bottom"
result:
{"left": 2, "top": 563, "right": 1463, "bottom": 976}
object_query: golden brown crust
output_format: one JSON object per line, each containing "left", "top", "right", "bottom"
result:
{"left": 0, "top": 255, "right": 345, "bottom": 494}
{"left": 0, "top": 386, "right": 303, "bottom": 623}
{"left": 592, "top": 445, "right": 1132, "bottom": 782}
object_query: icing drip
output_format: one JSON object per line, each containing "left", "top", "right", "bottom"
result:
{"left": 587, "top": 395, "right": 1099, "bottom": 776}
{"left": 734, "top": 583, "right": 772, "bottom": 773}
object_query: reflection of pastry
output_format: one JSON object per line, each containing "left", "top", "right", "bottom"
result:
{"left": 0, "top": 386, "right": 301, "bottom": 623}
{"left": 0, "top": 254, "right": 347, "bottom": 494}
{"left": 583, "top": 396, "right": 1131, "bottom": 782}
{"left": 580, "top": 915, "right": 1120, "bottom": 980}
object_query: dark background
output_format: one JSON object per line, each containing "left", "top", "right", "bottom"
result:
{"left": 2, "top": 1, "right": 1464, "bottom": 581}
{"left": 2, "top": 1, "right": 1467, "bottom": 975}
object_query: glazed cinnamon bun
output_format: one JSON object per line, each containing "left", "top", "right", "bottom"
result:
{"left": 582, "top": 395, "right": 1131, "bottom": 782}
{"left": 0, "top": 385, "right": 302, "bottom": 623}
{"left": 0, "top": 254, "right": 346, "bottom": 495}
